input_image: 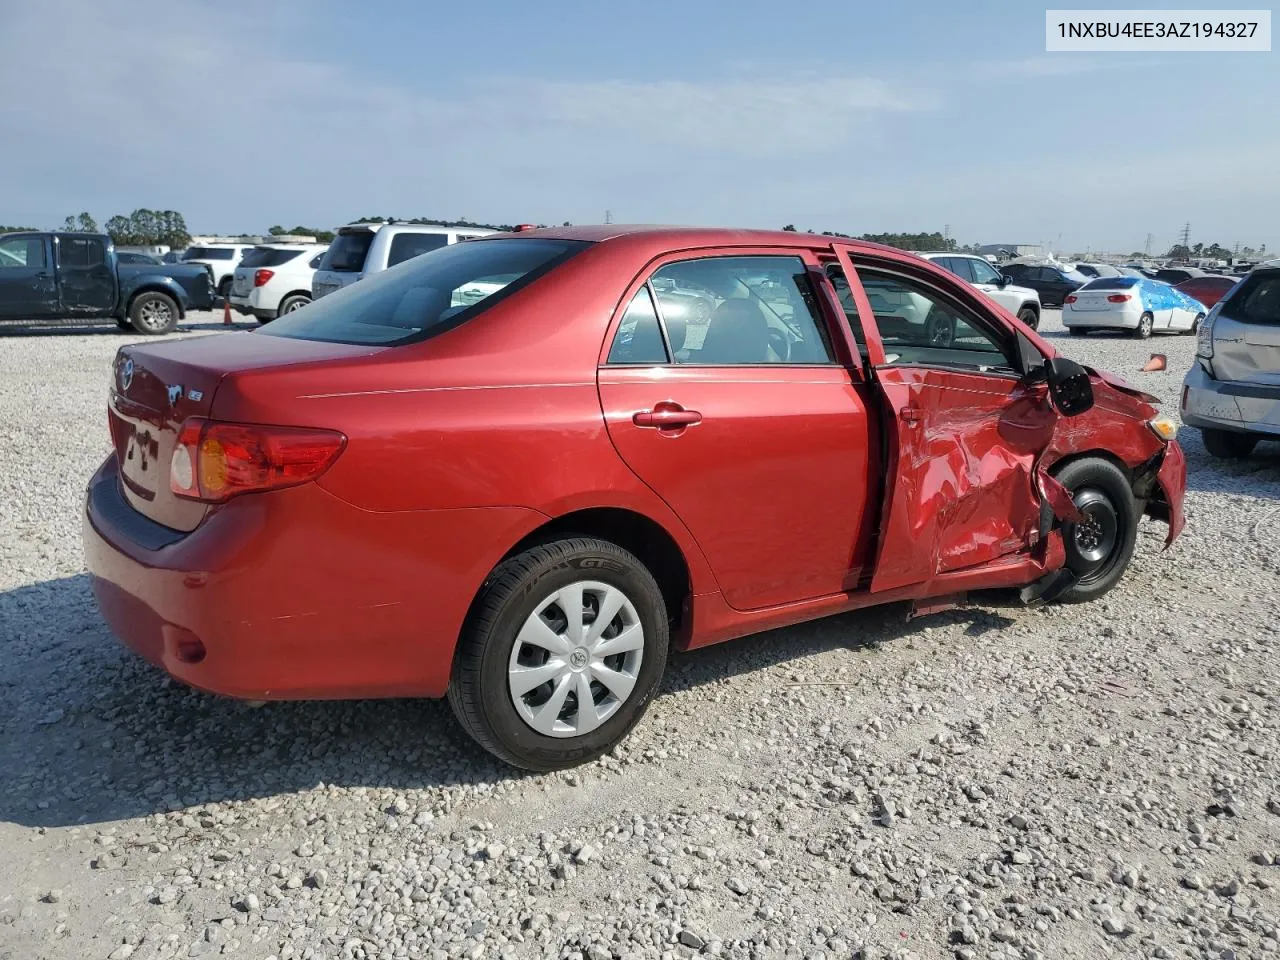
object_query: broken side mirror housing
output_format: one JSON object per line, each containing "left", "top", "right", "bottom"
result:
{"left": 1045, "top": 355, "right": 1095, "bottom": 416}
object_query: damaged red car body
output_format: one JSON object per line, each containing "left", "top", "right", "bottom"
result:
{"left": 84, "top": 226, "right": 1186, "bottom": 769}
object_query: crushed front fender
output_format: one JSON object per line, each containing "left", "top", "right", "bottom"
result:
{"left": 1152, "top": 440, "right": 1187, "bottom": 546}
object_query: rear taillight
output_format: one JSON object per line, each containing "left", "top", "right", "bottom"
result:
{"left": 253, "top": 269, "right": 275, "bottom": 287}
{"left": 1107, "top": 294, "right": 1131, "bottom": 303}
{"left": 1196, "top": 302, "right": 1220, "bottom": 359}
{"left": 170, "top": 418, "right": 346, "bottom": 503}
{"left": 1064, "top": 294, "right": 1077, "bottom": 304}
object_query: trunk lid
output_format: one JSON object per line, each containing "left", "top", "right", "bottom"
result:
{"left": 1068, "top": 289, "right": 1127, "bottom": 312}
{"left": 108, "top": 333, "right": 381, "bottom": 532}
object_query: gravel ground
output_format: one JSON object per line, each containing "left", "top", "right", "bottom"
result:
{"left": 1, "top": 309, "right": 1278, "bottom": 960}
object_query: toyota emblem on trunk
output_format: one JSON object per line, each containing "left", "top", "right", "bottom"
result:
{"left": 119, "top": 358, "right": 133, "bottom": 391}
{"left": 167, "top": 384, "right": 183, "bottom": 406}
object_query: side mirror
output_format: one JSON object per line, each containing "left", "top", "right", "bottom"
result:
{"left": 997, "top": 274, "right": 1010, "bottom": 287}
{"left": 1045, "top": 355, "right": 1095, "bottom": 416}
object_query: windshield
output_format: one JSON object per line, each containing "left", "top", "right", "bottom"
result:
{"left": 183, "top": 247, "right": 235, "bottom": 261}
{"left": 319, "top": 231, "right": 375, "bottom": 273}
{"left": 261, "top": 238, "right": 591, "bottom": 346}
{"left": 240, "top": 247, "right": 307, "bottom": 268}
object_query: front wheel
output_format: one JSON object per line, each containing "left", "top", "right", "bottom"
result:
{"left": 1202, "top": 428, "right": 1258, "bottom": 459}
{"left": 448, "top": 537, "right": 669, "bottom": 770}
{"left": 924, "top": 307, "right": 956, "bottom": 348}
{"left": 1189, "top": 312, "right": 1205, "bottom": 335}
{"left": 128, "top": 292, "right": 179, "bottom": 335}
{"left": 1017, "top": 306, "right": 1040, "bottom": 331}
{"left": 1054, "top": 458, "right": 1139, "bottom": 603}
{"left": 1132, "top": 312, "right": 1154, "bottom": 339}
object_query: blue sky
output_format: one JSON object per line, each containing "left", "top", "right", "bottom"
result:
{"left": 1, "top": 0, "right": 1276, "bottom": 254}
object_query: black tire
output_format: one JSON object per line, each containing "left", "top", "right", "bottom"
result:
{"left": 115, "top": 316, "right": 133, "bottom": 331}
{"left": 1053, "top": 458, "right": 1139, "bottom": 603}
{"left": 448, "top": 537, "right": 669, "bottom": 771}
{"left": 1201, "top": 428, "right": 1258, "bottom": 460}
{"left": 127, "top": 292, "right": 180, "bottom": 335}
{"left": 1068, "top": 327, "right": 1087, "bottom": 336}
{"left": 1132, "top": 312, "right": 1154, "bottom": 339}
{"left": 217, "top": 277, "right": 232, "bottom": 300}
{"left": 924, "top": 307, "right": 956, "bottom": 347}
{"left": 271, "top": 294, "right": 310, "bottom": 322}
{"left": 1017, "top": 306, "right": 1039, "bottom": 331}
{"left": 1189, "top": 312, "right": 1205, "bottom": 335}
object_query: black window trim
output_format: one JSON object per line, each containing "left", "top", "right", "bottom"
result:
{"left": 630, "top": 253, "right": 842, "bottom": 368}
{"left": 850, "top": 260, "right": 1023, "bottom": 379}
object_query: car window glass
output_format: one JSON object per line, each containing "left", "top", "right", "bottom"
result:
{"left": 944, "top": 257, "right": 974, "bottom": 282}
{"left": 387, "top": 232, "right": 449, "bottom": 267}
{"left": 969, "top": 258, "right": 1002, "bottom": 284}
{"left": 0, "top": 236, "right": 45, "bottom": 268}
{"left": 86, "top": 237, "right": 105, "bottom": 267}
{"left": 321, "top": 232, "right": 375, "bottom": 272}
{"left": 855, "top": 269, "right": 1014, "bottom": 372}
{"left": 1221, "top": 274, "right": 1280, "bottom": 327}
{"left": 823, "top": 264, "right": 871, "bottom": 349}
{"left": 309, "top": 253, "right": 325, "bottom": 269}
{"left": 648, "top": 256, "right": 833, "bottom": 365}
{"left": 59, "top": 236, "right": 91, "bottom": 268}
{"left": 607, "top": 286, "right": 669, "bottom": 364}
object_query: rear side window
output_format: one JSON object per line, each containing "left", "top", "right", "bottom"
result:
{"left": 58, "top": 236, "right": 104, "bottom": 268}
{"left": 387, "top": 232, "right": 449, "bottom": 267}
{"left": 941, "top": 257, "right": 974, "bottom": 282}
{"left": 261, "top": 238, "right": 590, "bottom": 346}
{"left": 183, "top": 247, "right": 235, "bottom": 261}
{"left": 320, "top": 232, "right": 375, "bottom": 272}
{"left": 607, "top": 287, "right": 668, "bottom": 364}
{"left": 1220, "top": 273, "right": 1280, "bottom": 327}
{"left": 240, "top": 248, "right": 305, "bottom": 268}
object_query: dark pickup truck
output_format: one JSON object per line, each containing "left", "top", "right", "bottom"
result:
{"left": 0, "top": 232, "right": 215, "bottom": 334}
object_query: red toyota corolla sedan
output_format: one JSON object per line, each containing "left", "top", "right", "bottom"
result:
{"left": 84, "top": 226, "right": 1186, "bottom": 769}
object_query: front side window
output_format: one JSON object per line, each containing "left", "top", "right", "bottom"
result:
{"left": 647, "top": 256, "right": 834, "bottom": 365}
{"left": 969, "top": 258, "right": 1003, "bottom": 284}
{"left": 387, "top": 232, "right": 449, "bottom": 267}
{"left": 607, "top": 287, "right": 668, "bottom": 364}
{"left": 0, "top": 236, "right": 44, "bottom": 269}
{"left": 855, "top": 269, "right": 1014, "bottom": 372}
{"left": 261, "top": 238, "right": 589, "bottom": 346}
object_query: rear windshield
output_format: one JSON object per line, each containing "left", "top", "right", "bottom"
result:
{"left": 1219, "top": 272, "right": 1280, "bottom": 327}
{"left": 240, "top": 247, "right": 306, "bottom": 268}
{"left": 261, "top": 238, "right": 591, "bottom": 346}
{"left": 183, "top": 247, "right": 235, "bottom": 261}
{"left": 319, "top": 231, "right": 375, "bottom": 273}
{"left": 1080, "top": 277, "right": 1139, "bottom": 290}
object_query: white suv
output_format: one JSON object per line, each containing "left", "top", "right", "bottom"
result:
{"left": 921, "top": 253, "right": 1042, "bottom": 330}
{"left": 228, "top": 243, "right": 328, "bottom": 323}
{"left": 311, "top": 222, "right": 496, "bottom": 300}
{"left": 180, "top": 244, "right": 255, "bottom": 300}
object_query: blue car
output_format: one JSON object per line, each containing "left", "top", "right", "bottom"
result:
{"left": 1061, "top": 276, "right": 1207, "bottom": 339}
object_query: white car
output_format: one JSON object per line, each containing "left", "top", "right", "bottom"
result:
{"left": 228, "top": 243, "right": 328, "bottom": 323}
{"left": 920, "top": 253, "right": 1042, "bottom": 330}
{"left": 180, "top": 244, "right": 255, "bottom": 300}
{"left": 311, "top": 222, "right": 496, "bottom": 300}
{"left": 1182, "top": 261, "right": 1280, "bottom": 458}
{"left": 1063, "top": 277, "right": 1205, "bottom": 339}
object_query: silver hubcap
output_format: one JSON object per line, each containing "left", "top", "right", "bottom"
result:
{"left": 284, "top": 298, "right": 307, "bottom": 313}
{"left": 507, "top": 581, "right": 644, "bottom": 738}
{"left": 139, "top": 300, "right": 171, "bottom": 328}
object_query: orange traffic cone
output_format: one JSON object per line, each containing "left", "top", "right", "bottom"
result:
{"left": 223, "top": 294, "right": 232, "bottom": 325}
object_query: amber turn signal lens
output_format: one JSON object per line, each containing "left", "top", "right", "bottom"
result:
{"left": 1148, "top": 416, "right": 1178, "bottom": 441}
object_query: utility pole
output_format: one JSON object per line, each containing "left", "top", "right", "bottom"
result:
{"left": 1179, "top": 222, "right": 1191, "bottom": 252}
{"left": 1144, "top": 233, "right": 1154, "bottom": 257}
{"left": 604, "top": 210, "right": 613, "bottom": 224}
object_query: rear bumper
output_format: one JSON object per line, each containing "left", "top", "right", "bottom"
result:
{"left": 1180, "top": 362, "right": 1280, "bottom": 436}
{"left": 1062, "top": 307, "right": 1139, "bottom": 329}
{"left": 229, "top": 289, "right": 275, "bottom": 319}
{"left": 83, "top": 456, "right": 547, "bottom": 700}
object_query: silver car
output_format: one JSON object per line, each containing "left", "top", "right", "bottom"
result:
{"left": 1182, "top": 260, "right": 1280, "bottom": 457}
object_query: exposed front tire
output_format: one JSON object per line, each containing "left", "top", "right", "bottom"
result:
{"left": 128, "top": 292, "right": 180, "bottom": 335}
{"left": 1054, "top": 458, "right": 1139, "bottom": 603}
{"left": 1201, "top": 428, "right": 1258, "bottom": 460}
{"left": 448, "top": 537, "right": 669, "bottom": 771}
{"left": 1017, "top": 306, "right": 1039, "bottom": 331}
{"left": 1132, "top": 312, "right": 1154, "bottom": 339}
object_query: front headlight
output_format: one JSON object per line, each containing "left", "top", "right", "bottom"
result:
{"left": 1195, "top": 303, "right": 1220, "bottom": 358}
{"left": 1148, "top": 415, "right": 1178, "bottom": 442}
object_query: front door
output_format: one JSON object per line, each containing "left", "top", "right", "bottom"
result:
{"left": 830, "top": 246, "right": 1057, "bottom": 592}
{"left": 598, "top": 250, "right": 879, "bottom": 611}
{"left": 0, "top": 234, "right": 56, "bottom": 319}
{"left": 55, "top": 234, "right": 116, "bottom": 314}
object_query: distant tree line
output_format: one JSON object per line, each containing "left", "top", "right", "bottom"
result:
{"left": 269, "top": 224, "right": 337, "bottom": 242}
{"left": 51, "top": 209, "right": 192, "bottom": 249}
{"left": 1165, "top": 241, "right": 1265, "bottom": 261}
{"left": 781, "top": 225, "right": 962, "bottom": 252}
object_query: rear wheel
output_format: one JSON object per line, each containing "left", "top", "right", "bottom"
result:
{"left": 268, "top": 294, "right": 310, "bottom": 322}
{"left": 217, "top": 277, "right": 232, "bottom": 301}
{"left": 1189, "top": 312, "right": 1205, "bottom": 335}
{"left": 1016, "top": 306, "right": 1039, "bottom": 331}
{"left": 924, "top": 307, "right": 956, "bottom": 347}
{"left": 1202, "top": 428, "right": 1258, "bottom": 459}
{"left": 1054, "top": 458, "right": 1139, "bottom": 603}
{"left": 448, "top": 537, "right": 669, "bottom": 770}
{"left": 128, "top": 292, "right": 179, "bottom": 335}
{"left": 1132, "top": 312, "right": 1154, "bottom": 339}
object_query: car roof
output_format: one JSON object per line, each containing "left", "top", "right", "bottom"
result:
{"left": 479, "top": 224, "right": 907, "bottom": 259}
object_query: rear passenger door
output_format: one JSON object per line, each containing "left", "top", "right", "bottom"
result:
{"left": 56, "top": 235, "right": 116, "bottom": 314}
{"left": 598, "top": 250, "right": 880, "bottom": 611}
{"left": 829, "top": 245, "right": 1056, "bottom": 591}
